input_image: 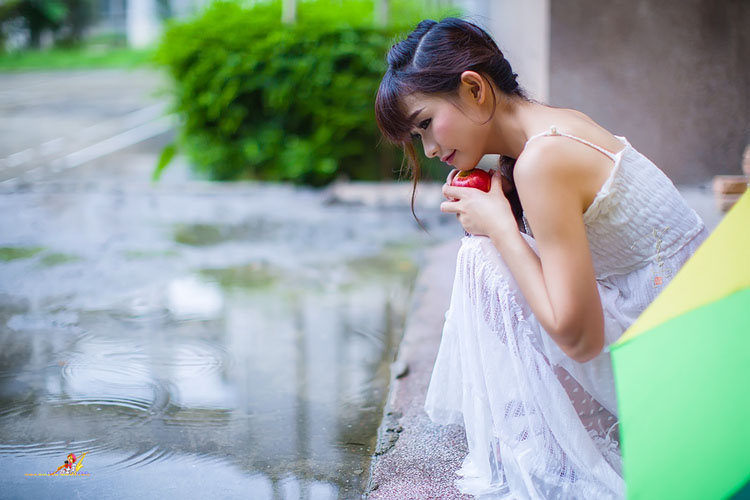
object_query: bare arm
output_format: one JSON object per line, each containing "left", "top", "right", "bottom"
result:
{"left": 441, "top": 146, "right": 604, "bottom": 362}
{"left": 506, "top": 143, "right": 604, "bottom": 361}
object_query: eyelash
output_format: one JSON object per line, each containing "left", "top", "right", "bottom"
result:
{"left": 410, "top": 119, "right": 431, "bottom": 141}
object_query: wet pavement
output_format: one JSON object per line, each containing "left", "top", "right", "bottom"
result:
{"left": 0, "top": 69, "right": 168, "bottom": 167}
{"left": 0, "top": 69, "right": 461, "bottom": 499}
{"left": 0, "top": 176, "right": 454, "bottom": 499}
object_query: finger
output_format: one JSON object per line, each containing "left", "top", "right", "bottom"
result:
{"left": 442, "top": 184, "right": 466, "bottom": 201}
{"left": 440, "top": 200, "right": 460, "bottom": 214}
{"left": 446, "top": 169, "right": 458, "bottom": 184}
{"left": 490, "top": 171, "right": 503, "bottom": 193}
{"left": 442, "top": 182, "right": 459, "bottom": 201}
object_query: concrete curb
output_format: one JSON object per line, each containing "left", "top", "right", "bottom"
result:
{"left": 365, "top": 239, "right": 471, "bottom": 499}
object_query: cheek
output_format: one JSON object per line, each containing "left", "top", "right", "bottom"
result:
{"left": 431, "top": 117, "right": 454, "bottom": 143}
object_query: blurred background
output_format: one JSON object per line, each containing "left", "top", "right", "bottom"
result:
{"left": 0, "top": 0, "right": 746, "bottom": 499}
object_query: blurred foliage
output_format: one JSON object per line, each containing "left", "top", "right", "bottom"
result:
{"left": 154, "top": 0, "right": 459, "bottom": 185}
{"left": 0, "top": 0, "right": 95, "bottom": 49}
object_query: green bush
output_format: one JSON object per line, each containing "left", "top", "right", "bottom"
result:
{"left": 154, "top": 0, "right": 459, "bottom": 185}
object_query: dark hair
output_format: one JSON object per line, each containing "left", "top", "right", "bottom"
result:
{"left": 375, "top": 18, "right": 526, "bottom": 227}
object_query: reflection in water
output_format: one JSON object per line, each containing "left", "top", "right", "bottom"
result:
{"left": 0, "top": 180, "right": 458, "bottom": 498}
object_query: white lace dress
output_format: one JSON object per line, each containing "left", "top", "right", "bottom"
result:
{"left": 424, "top": 128, "right": 709, "bottom": 499}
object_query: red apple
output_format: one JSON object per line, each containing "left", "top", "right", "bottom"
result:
{"left": 451, "top": 168, "right": 492, "bottom": 192}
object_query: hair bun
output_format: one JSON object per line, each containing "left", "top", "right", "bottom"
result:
{"left": 386, "top": 19, "right": 437, "bottom": 68}
{"left": 414, "top": 19, "right": 438, "bottom": 33}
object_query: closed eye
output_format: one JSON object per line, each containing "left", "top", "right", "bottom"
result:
{"left": 410, "top": 118, "right": 431, "bottom": 141}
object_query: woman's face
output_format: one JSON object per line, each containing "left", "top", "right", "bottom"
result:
{"left": 403, "top": 91, "right": 490, "bottom": 171}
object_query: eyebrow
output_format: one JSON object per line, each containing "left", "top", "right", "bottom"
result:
{"left": 407, "top": 107, "right": 424, "bottom": 125}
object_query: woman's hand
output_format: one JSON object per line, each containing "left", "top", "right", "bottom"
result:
{"left": 440, "top": 170, "right": 519, "bottom": 237}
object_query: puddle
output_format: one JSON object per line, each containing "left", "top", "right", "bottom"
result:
{"left": 0, "top": 246, "right": 44, "bottom": 261}
{"left": 0, "top": 178, "right": 460, "bottom": 498}
{"left": 122, "top": 249, "right": 181, "bottom": 261}
{"left": 174, "top": 223, "right": 227, "bottom": 246}
{"left": 174, "top": 218, "right": 278, "bottom": 246}
{"left": 200, "top": 262, "right": 279, "bottom": 289}
{"left": 37, "top": 252, "right": 82, "bottom": 267}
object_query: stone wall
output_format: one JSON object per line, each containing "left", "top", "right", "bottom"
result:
{"left": 549, "top": 0, "right": 750, "bottom": 183}
{"left": 483, "top": 0, "right": 550, "bottom": 102}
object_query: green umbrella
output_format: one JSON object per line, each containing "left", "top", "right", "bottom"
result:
{"left": 611, "top": 191, "right": 750, "bottom": 500}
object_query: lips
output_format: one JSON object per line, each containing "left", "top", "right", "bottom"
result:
{"left": 442, "top": 150, "right": 456, "bottom": 165}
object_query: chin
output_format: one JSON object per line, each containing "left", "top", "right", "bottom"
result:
{"left": 464, "top": 156, "right": 483, "bottom": 171}
{"left": 460, "top": 163, "right": 481, "bottom": 172}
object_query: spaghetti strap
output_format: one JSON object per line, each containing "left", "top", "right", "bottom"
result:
{"left": 525, "top": 125, "right": 619, "bottom": 162}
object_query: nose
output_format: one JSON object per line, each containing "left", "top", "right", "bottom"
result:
{"left": 422, "top": 137, "right": 439, "bottom": 159}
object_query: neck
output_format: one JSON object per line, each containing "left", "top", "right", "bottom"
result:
{"left": 486, "top": 99, "right": 544, "bottom": 159}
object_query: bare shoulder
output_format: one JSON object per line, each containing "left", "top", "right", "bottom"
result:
{"left": 554, "top": 107, "right": 625, "bottom": 154}
{"left": 512, "top": 144, "right": 587, "bottom": 225}
{"left": 514, "top": 109, "right": 623, "bottom": 213}
{"left": 513, "top": 137, "right": 585, "bottom": 194}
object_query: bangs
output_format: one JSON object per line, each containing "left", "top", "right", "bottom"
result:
{"left": 375, "top": 70, "right": 415, "bottom": 145}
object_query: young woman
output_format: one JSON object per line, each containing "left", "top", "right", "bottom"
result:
{"left": 375, "top": 18, "right": 708, "bottom": 499}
